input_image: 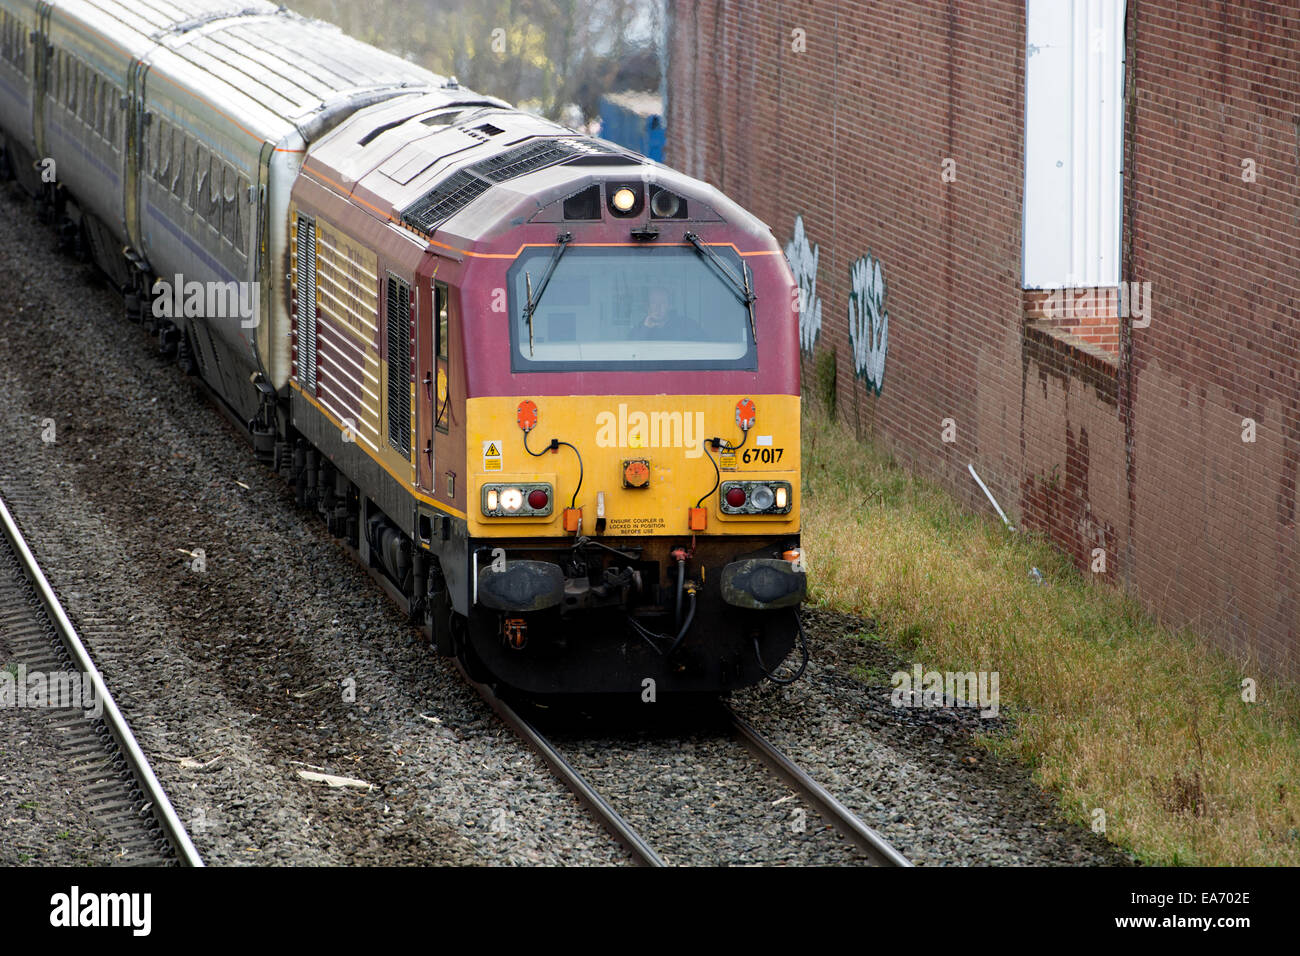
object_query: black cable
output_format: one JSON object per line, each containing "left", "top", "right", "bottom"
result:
{"left": 696, "top": 439, "right": 721, "bottom": 509}
{"left": 522, "top": 427, "right": 545, "bottom": 458}
{"left": 665, "top": 591, "right": 697, "bottom": 657}
{"left": 753, "top": 610, "right": 810, "bottom": 685}
{"left": 695, "top": 427, "right": 748, "bottom": 509}
{"left": 674, "top": 557, "right": 685, "bottom": 629}
{"left": 627, "top": 590, "right": 697, "bottom": 657}
{"left": 523, "top": 429, "right": 583, "bottom": 509}
{"left": 557, "top": 441, "right": 583, "bottom": 509}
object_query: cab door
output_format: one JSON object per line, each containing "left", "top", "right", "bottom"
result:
{"left": 415, "top": 278, "right": 435, "bottom": 491}
{"left": 124, "top": 58, "right": 149, "bottom": 253}
{"left": 416, "top": 276, "right": 451, "bottom": 496}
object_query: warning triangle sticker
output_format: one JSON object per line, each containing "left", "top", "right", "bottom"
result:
{"left": 485, "top": 442, "right": 500, "bottom": 456}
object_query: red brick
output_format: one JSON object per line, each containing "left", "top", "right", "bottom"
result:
{"left": 667, "top": 0, "right": 1300, "bottom": 676}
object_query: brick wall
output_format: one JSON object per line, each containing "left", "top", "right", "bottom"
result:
{"left": 666, "top": 0, "right": 1300, "bottom": 674}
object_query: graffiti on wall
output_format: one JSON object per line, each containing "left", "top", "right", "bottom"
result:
{"left": 848, "top": 252, "right": 889, "bottom": 395}
{"left": 784, "top": 215, "right": 822, "bottom": 355}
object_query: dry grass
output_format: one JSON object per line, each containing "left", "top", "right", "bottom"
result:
{"left": 801, "top": 402, "right": 1300, "bottom": 865}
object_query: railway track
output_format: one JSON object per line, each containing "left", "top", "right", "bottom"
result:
{"left": 466, "top": 667, "right": 910, "bottom": 867}
{"left": 0, "top": 492, "right": 203, "bottom": 867}
{"left": 724, "top": 703, "right": 912, "bottom": 867}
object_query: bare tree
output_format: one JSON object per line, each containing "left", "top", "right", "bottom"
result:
{"left": 285, "top": 0, "right": 661, "bottom": 122}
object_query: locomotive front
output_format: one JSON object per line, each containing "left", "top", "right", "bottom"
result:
{"left": 457, "top": 170, "right": 805, "bottom": 696}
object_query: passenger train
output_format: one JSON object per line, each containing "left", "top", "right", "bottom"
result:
{"left": 0, "top": 0, "right": 806, "bottom": 696}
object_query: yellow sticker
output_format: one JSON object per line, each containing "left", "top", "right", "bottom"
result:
{"left": 483, "top": 439, "right": 502, "bottom": 471}
{"left": 720, "top": 451, "right": 737, "bottom": 469}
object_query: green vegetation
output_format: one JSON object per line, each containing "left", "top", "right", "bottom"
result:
{"left": 801, "top": 401, "right": 1300, "bottom": 866}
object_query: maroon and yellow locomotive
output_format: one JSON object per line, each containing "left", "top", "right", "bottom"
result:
{"left": 0, "top": 0, "right": 806, "bottom": 696}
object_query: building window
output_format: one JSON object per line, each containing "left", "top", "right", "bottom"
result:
{"left": 1023, "top": 0, "right": 1126, "bottom": 357}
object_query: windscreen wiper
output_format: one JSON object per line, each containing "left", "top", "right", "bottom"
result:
{"left": 523, "top": 232, "right": 573, "bottom": 356}
{"left": 684, "top": 232, "right": 758, "bottom": 345}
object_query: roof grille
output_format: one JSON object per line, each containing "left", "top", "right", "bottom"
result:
{"left": 400, "top": 137, "right": 631, "bottom": 234}
{"left": 475, "top": 139, "right": 580, "bottom": 182}
{"left": 401, "top": 171, "right": 491, "bottom": 234}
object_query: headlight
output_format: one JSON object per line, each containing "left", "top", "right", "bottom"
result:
{"left": 719, "top": 480, "right": 793, "bottom": 516}
{"left": 481, "top": 483, "right": 554, "bottom": 517}
{"left": 612, "top": 187, "right": 637, "bottom": 212}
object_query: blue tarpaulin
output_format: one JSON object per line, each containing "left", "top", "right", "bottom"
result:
{"left": 598, "top": 92, "right": 665, "bottom": 162}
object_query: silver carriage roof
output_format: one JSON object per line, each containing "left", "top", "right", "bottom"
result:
{"left": 68, "top": 0, "right": 456, "bottom": 140}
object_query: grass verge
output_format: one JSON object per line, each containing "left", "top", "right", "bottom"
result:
{"left": 801, "top": 401, "right": 1300, "bottom": 865}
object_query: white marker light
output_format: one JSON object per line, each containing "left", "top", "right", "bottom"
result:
{"left": 500, "top": 487, "right": 524, "bottom": 513}
{"left": 775, "top": 486, "right": 788, "bottom": 510}
{"left": 486, "top": 489, "right": 499, "bottom": 512}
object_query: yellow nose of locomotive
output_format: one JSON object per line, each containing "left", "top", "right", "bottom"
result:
{"left": 466, "top": 393, "right": 800, "bottom": 539}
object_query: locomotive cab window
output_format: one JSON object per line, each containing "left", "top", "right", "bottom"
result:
{"left": 508, "top": 245, "right": 756, "bottom": 372}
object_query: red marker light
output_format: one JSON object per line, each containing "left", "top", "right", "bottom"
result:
{"left": 528, "top": 488, "right": 549, "bottom": 510}
{"left": 725, "top": 486, "right": 747, "bottom": 508}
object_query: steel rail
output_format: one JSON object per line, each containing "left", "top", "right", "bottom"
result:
{"left": 462, "top": 667, "right": 665, "bottom": 867}
{"left": 724, "top": 703, "right": 912, "bottom": 867}
{"left": 0, "top": 493, "right": 204, "bottom": 867}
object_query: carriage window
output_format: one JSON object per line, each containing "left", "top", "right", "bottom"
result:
{"left": 156, "top": 122, "right": 171, "bottom": 184}
{"left": 238, "top": 174, "right": 251, "bottom": 254}
{"left": 191, "top": 145, "right": 206, "bottom": 213}
{"left": 88, "top": 72, "right": 99, "bottom": 133}
{"left": 171, "top": 134, "right": 184, "bottom": 200}
{"left": 222, "top": 164, "right": 240, "bottom": 246}
{"left": 106, "top": 86, "right": 118, "bottom": 148}
{"left": 207, "top": 156, "right": 222, "bottom": 227}
{"left": 99, "top": 80, "right": 111, "bottom": 141}
{"left": 0, "top": 13, "right": 23, "bottom": 72}
{"left": 508, "top": 245, "right": 757, "bottom": 372}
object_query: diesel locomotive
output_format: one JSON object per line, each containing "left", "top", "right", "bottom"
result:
{"left": 0, "top": 0, "right": 806, "bottom": 696}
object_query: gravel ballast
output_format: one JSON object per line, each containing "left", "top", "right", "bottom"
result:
{"left": 0, "top": 181, "right": 1131, "bottom": 866}
{"left": 0, "top": 184, "right": 622, "bottom": 866}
